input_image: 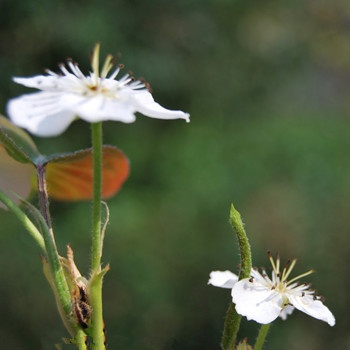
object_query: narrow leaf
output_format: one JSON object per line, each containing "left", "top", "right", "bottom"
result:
{"left": 0, "top": 191, "right": 45, "bottom": 252}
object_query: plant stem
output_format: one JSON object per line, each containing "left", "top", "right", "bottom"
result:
{"left": 221, "top": 204, "right": 252, "bottom": 350}
{"left": 91, "top": 122, "right": 103, "bottom": 271}
{"left": 253, "top": 324, "right": 271, "bottom": 350}
{"left": 37, "top": 164, "right": 89, "bottom": 349}
{"left": 229, "top": 204, "right": 252, "bottom": 281}
{"left": 36, "top": 164, "right": 72, "bottom": 323}
{"left": 90, "top": 122, "right": 106, "bottom": 350}
{"left": 75, "top": 329, "right": 88, "bottom": 350}
{"left": 221, "top": 303, "right": 242, "bottom": 350}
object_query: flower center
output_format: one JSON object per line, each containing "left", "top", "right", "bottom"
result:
{"left": 268, "top": 251, "right": 314, "bottom": 292}
{"left": 55, "top": 43, "right": 147, "bottom": 99}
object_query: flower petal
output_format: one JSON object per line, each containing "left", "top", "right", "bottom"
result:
{"left": 288, "top": 294, "right": 336, "bottom": 326}
{"left": 7, "top": 92, "right": 76, "bottom": 137}
{"left": 231, "top": 279, "right": 283, "bottom": 324}
{"left": 279, "top": 304, "right": 295, "bottom": 320}
{"left": 208, "top": 270, "right": 238, "bottom": 289}
{"left": 13, "top": 75, "right": 62, "bottom": 91}
{"left": 61, "top": 94, "right": 136, "bottom": 123}
{"left": 132, "top": 91, "right": 190, "bottom": 122}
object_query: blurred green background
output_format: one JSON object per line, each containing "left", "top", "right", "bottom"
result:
{"left": 0, "top": 0, "right": 349, "bottom": 349}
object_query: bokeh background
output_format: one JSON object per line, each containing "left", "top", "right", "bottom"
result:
{"left": 0, "top": 0, "right": 349, "bottom": 349}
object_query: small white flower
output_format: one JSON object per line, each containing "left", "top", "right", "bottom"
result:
{"left": 7, "top": 44, "right": 190, "bottom": 137}
{"left": 209, "top": 253, "right": 336, "bottom": 326}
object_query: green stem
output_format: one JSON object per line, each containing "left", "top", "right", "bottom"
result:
{"left": 229, "top": 204, "right": 252, "bottom": 281}
{"left": 90, "top": 122, "right": 105, "bottom": 350}
{"left": 221, "top": 204, "right": 252, "bottom": 350}
{"left": 37, "top": 164, "right": 72, "bottom": 321}
{"left": 221, "top": 303, "right": 242, "bottom": 350}
{"left": 37, "top": 165, "right": 87, "bottom": 349}
{"left": 0, "top": 191, "right": 46, "bottom": 252}
{"left": 91, "top": 122, "right": 103, "bottom": 271}
{"left": 75, "top": 329, "right": 88, "bottom": 350}
{"left": 89, "top": 271, "right": 107, "bottom": 350}
{"left": 253, "top": 324, "right": 271, "bottom": 350}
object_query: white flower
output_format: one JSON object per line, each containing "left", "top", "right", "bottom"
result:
{"left": 7, "top": 44, "right": 190, "bottom": 137}
{"left": 209, "top": 253, "right": 335, "bottom": 326}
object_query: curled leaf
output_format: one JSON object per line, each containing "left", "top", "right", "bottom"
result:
{"left": 0, "top": 115, "right": 40, "bottom": 163}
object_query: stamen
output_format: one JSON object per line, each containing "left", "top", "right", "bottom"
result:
{"left": 59, "top": 63, "right": 70, "bottom": 76}
{"left": 268, "top": 252, "right": 278, "bottom": 274}
{"left": 45, "top": 69, "right": 58, "bottom": 76}
{"left": 67, "top": 61, "right": 85, "bottom": 79}
{"left": 108, "top": 66, "right": 121, "bottom": 81}
{"left": 138, "top": 77, "right": 151, "bottom": 92}
{"left": 287, "top": 269, "right": 314, "bottom": 285}
{"left": 91, "top": 43, "right": 100, "bottom": 80}
{"left": 282, "top": 259, "right": 297, "bottom": 281}
{"left": 276, "top": 256, "right": 280, "bottom": 275}
{"left": 129, "top": 81, "right": 146, "bottom": 90}
{"left": 101, "top": 54, "right": 114, "bottom": 79}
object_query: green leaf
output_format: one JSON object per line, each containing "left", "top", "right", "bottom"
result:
{"left": 0, "top": 116, "right": 41, "bottom": 163}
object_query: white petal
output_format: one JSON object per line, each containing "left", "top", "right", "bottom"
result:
{"left": 279, "top": 304, "right": 295, "bottom": 320}
{"left": 132, "top": 91, "right": 190, "bottom": 122}
{"left": 13, "top": 75, "right": 61, "bottom": 91}
{"left": 61, "top": 94, "right": 137, "bottom": 123}
{"left": 7, "top": 93, "right": 76, "bottom": 137}
{"left": 231, "top": 279, "right": 283, "bottom": 324}
{"left": 288, "top": 294, "right": 336, "bottom": 326}
{"left": 208, "top": 271, "right": 238, "bottom": 289}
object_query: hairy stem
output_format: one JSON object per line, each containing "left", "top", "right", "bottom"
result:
{"left": 221, "top": 204, "right": 252, "bottom": 350}
{"left": 91, "top": 122, "right": 103, "bottom": 271}
{"left": 37, "top": 164, "right": 72, "bottom": 322}
{"left": 90, "top": 122, "right": 106, "bottom": 350}
{"left": 37, "top": 165, "right": 88, "bottom": 349}
{"left": 254, "top": 324, "right": 271, "bottom": 350}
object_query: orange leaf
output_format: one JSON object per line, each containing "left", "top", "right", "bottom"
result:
{"left": 46, "top": 146, "right": 129, "bottom": 201}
